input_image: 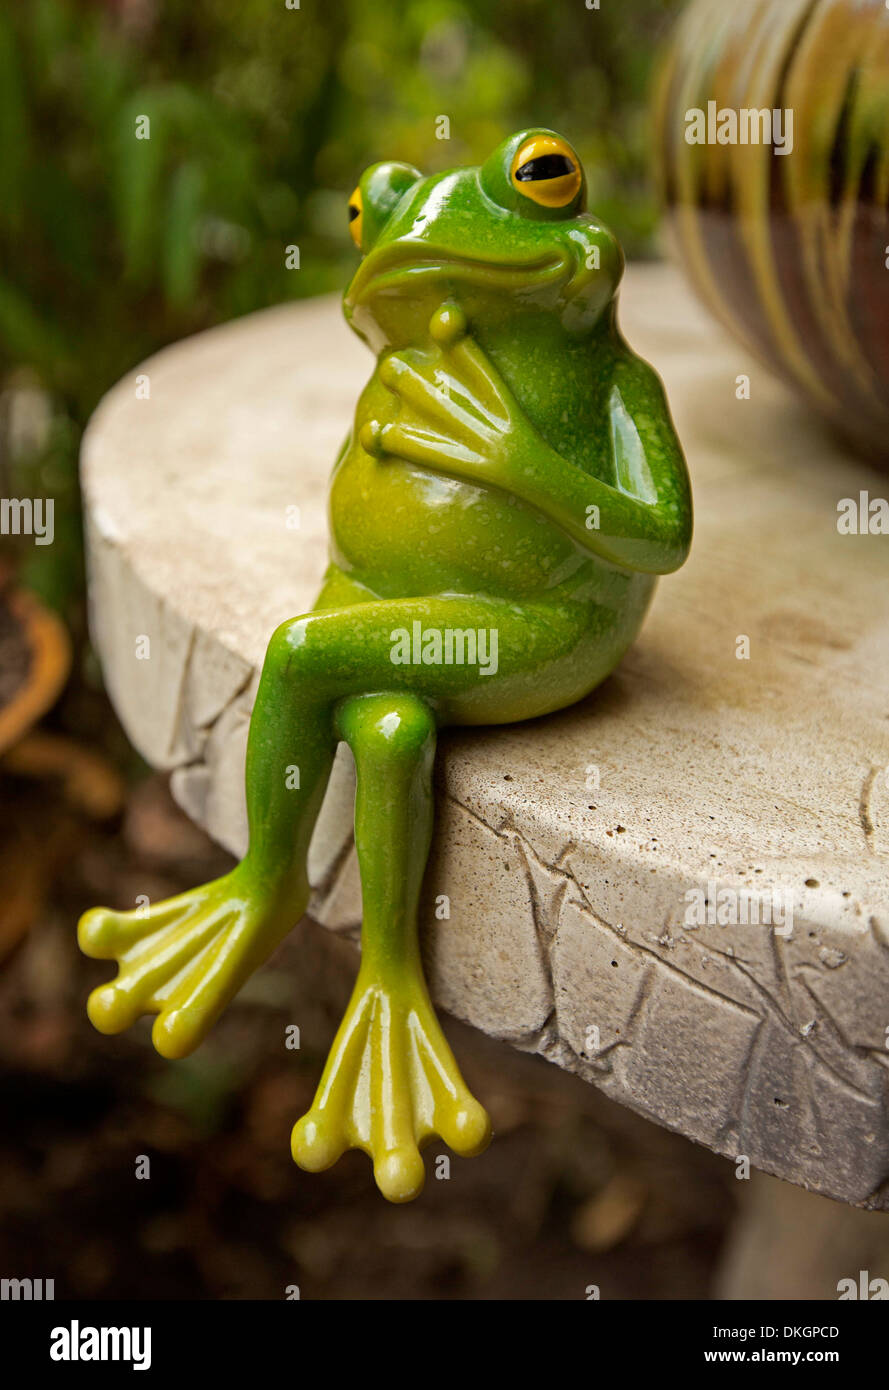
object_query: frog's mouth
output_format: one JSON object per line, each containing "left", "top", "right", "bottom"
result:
{"left": 346, "top": 242, "right": 573, "bottom": 310}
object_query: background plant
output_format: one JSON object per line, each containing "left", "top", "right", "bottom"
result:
{"left": 0, "top": 0, "right": 681, "bottom": 623}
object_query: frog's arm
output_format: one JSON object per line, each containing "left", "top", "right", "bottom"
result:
{"left": 512, "top": 346, "right": 693, "bottom": 574}
{"left": 365, "top": 310, "right": 692, "bottom": 576}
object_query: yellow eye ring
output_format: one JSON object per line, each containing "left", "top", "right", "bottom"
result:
{"left": 348, "top": 186, "right": 363, "bottom": 249}
{"left": 510, "top": 136, "right": 582, "bottom": 209}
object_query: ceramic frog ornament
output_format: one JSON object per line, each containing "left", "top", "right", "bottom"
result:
{"left": 79, "top": 130, "right": 692, "bottom": 1203}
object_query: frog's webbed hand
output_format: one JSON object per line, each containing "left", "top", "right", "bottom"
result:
{"left": 78, "top": 579, "right": 346, "bottom": 1060}
{"left": 79, "top": 870, "right": 300, "bottom": 1059}
{"left": 361, "top": 303, "right": 522, "bottom": 484}
{"left": 364, "top": 305, "right": 692, "bottom": 576}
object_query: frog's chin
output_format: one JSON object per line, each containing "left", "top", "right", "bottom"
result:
{"left": 344, "top": 243, "right": 573, "bottom": 315}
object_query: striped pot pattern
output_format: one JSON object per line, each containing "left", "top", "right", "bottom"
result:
{"left": 655, "top": 0, "right": 889, "bottom": 463}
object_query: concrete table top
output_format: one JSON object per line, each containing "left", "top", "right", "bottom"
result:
{"left": 81, "top": 263, "right": 889, "bottom": 1208}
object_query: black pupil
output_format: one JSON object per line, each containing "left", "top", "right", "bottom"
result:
{"left": 515, "top": 153, "right": 574, "bottom": 183}
{"left": 349, "top": 204, "right": 359, "bottom": 221}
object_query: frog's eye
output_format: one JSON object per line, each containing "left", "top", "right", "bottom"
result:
{"left": 511, "top": 136, "right": 582, "bottom": 209}
{"left": 348, "top": 187, "right": 363, "bottom": 249}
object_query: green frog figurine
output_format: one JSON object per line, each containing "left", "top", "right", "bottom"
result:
{"left": 79, "top": 130, "right": 692, "bottom": 1202}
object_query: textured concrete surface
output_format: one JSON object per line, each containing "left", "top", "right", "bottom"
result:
{"left": 81, "top": 264, "right": 889, "bottom": 1207}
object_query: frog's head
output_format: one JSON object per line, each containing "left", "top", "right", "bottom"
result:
{"left": 343, "top": 129, "right": 624, "bottom": 351}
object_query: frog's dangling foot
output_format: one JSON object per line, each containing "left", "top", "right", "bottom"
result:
{"left": 291, "top": 965, "right": 490, "bottom": 1202}
{"left": 291, "top": 692, "right": 491, "bottom": 1202}
{"left": 78, "top": 869, "right": 299, "bottom": 1059}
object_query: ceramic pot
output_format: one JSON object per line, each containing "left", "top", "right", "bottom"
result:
{"left": 655, "top": 0, "right": 889, "bottom": 462}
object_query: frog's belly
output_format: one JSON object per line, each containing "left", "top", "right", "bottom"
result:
{"left": 330, "top": 442, "right": 599, "bottom": 601}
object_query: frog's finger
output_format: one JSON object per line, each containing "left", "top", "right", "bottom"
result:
{"left": 379, "top": 354, "right": 497, "bottom": 432}
{"left": 290, "top": 1109, "right": 348, "bottom": 1174}
{"left": 78, "top": 896, "right": 196, "bottom": 959}
{"left": 436, "top": 1094, "right": 492, "bottom": 1158}
{"left": 427, "top": 302, "right": 507, "bottom": 409}
{"left": 367, "top": 998, "right": 426, "bottom": 1201}
{"left": 428, "top": 304, "right": 511, "bottom": 417}
{"left": 410, "top": 1005, "right": 493, "bottom": 1157}
{"left": 444, "top": 333, "right": 515, "bottom": 421}
{"left": 373, "top": 1144, "right": 426, "bottom": 1203}
{"left": 149, "top": 908, "right": 274, "bottom": 1059}
{"left": 86, "top": 906, "right": 235, "bottom": 1036}
{"left": 292, "top": 982, "right": 375, "bottom": 1172}
{"left": 362, "top": 420, "right": 486, "bottom": 476}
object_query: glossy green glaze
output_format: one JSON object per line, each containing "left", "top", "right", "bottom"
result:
{"left": 78, "top": 130, "right": 692, "bottom": 1202}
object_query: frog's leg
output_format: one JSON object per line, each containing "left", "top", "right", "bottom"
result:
{"left": 77, "top": 565, "right": 359, "bottom": 1061}
{"left": 81, "top": 583, "right": 588, "bottom": 1194}
{"left": 292, "top": 691, "right": 491, "bottom": 1203}
{"left": 275, "top": 592, "right": 590, "bottom": 1200}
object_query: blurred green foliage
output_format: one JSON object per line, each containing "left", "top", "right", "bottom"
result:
{"left": 0, "top": 0, "right": 680, "bottom": 620}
